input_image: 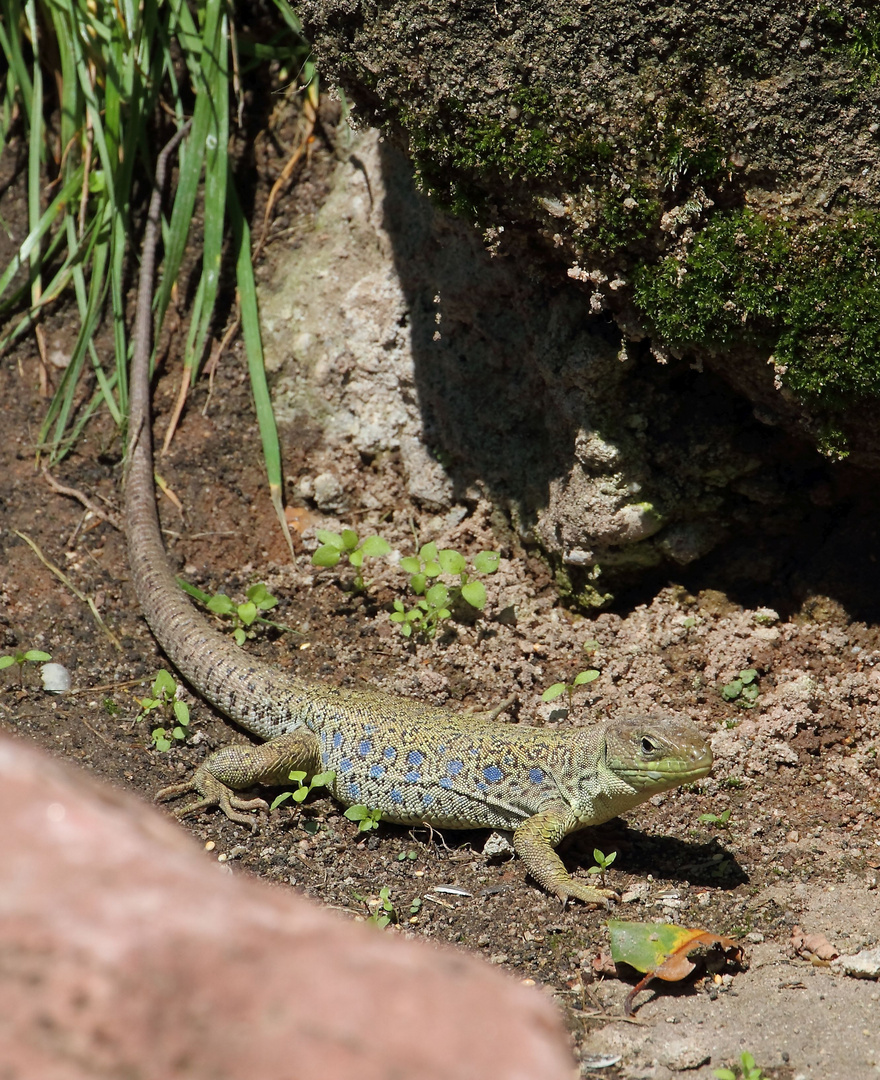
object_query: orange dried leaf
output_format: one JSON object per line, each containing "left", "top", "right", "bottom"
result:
{"left": 609, "top": 920, "right": 740, "bottom": 981}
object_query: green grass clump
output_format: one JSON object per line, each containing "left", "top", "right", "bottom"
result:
{"left": 634, "top": 207, "right": 880, "bottom": 415}
{"left": 0, "top": 0, "right": 315, "bottom": 548}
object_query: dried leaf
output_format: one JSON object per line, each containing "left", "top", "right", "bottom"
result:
{"left": 608, "top": 920, "right": 743, "bottom": 1016}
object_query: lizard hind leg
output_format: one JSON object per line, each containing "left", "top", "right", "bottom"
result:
{"left": 156, "top": 729, "right": 322, "bottom": 828}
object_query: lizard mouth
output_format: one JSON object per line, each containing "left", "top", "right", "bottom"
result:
{"left": 609, "top": 742, "right": 714, "bottom": 791}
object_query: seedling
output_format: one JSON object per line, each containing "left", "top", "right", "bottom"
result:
{"left": 409, "top": 895, "right": 423, "bottom": 916}
{"left": 714, "top": 1051, "right": 765, "bottom": 1080}
{"left": 312, "top": 529, "right": 391, "bottom": 592}
{"left": 391, "top": 542, "right": 500, "bottom": 639}
{"left": 698, "top": 808, "right": 732, "bottom": 829}
{"left": 721, "top": 668, "right": 759, "bottom": 708}
{"left": 344, "top": 804, "right": 384, "bottom": 832}
{"left": 542, "top": 669, "right": 600, "bottom": 709}
{"left": 179, "top": 579, "right": 291, "bottom": 646}
{"left": 270, "top": 769, "right": 336, "bottom": 811}
{"left": 587, "top": 847, "right": 617, "bottom": 888}
{"left": 137, "top": 669, "right": 189, "bottom": 752}
{"left": 0, "top": 649, "right": 52, "bottom": 686}
{"left": 368, "top": 886, "right": 396, "bottom": 928}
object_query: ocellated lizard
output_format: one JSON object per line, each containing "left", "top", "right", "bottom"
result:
{"left": 125, "top": 129, "right": 713, "bottom": 905}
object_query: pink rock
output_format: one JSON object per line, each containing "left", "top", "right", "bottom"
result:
{"left": 0, "top": 734, "right": 574, "bottom": 1080}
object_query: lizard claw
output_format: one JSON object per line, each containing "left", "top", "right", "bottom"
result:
{"left": 156, "top": 770, "right": 268, "bottom": 829}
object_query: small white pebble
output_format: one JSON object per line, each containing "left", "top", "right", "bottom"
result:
{"left": 40, "top": 663, "right": 71, "bottom": 693}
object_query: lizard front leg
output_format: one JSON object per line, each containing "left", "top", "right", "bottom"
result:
{"left": 157, "top": 729, "right": 322, "bottom": 827}
{"left": 513, "top": 805, "right": 618, "bottom": 907}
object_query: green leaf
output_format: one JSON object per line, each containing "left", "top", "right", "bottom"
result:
{"left": 247, "top": 583, "right": 278, "bottom": 610}
{"left": 740, "top": 668, "right": 758, "bottom": 684}
{"left": 24, "top": 649, "right": 52, "bottom": 662}
{"left": 541, "top": 683, "right": 567, "bottom": 703}
{"left": 270, "top": 791, "right": 293, "bottom": 809}
{"left": 151, "top": 728, "right": 171, "bottom": 752}
{"left": 233, "top": 628, "right": 247, "bottom": 646}
{"left": 713, "top": 1070, "right": 736, "bottom": 1080}
{"left": 312, "top": 545, "right": 342, "bottom": 568}
{"left": 438, "top": 548, "right": 466, "bottom": 574}
{"left": 344, "top": 805, "right": 370, "bottom": 821}
{"left": 573, "top": 669, "right": 600, "bottom": 685}
{"left": 341, "top": 529, "right": 359, "bottom": 550}
{"left": 238, "top": 601, "right": 258, "bottom": 626}
{"left": 311, "top": 771, "right": 336, "bottom": 788}
{"left": 460, "top": 581, "right": 486, "bottom": 609}
{"left": 171, "top": 726, "right": 185, "bottom": 740}
{"left": 173, "top": 700, "right": 190, "bottom": 725}
{"left": 348, "top": 548, "right": 364, "bottom": 568}
{"left": 400, "top": 623, "right": 413, "bottom": 638}
{"left": 721, "top": 679, "right": 743, "bottom": 701}
{"left": 473, "top": 550, "right": 500, "bottom": 574}
{"left": 292, "top": 787, "right": 309, "bottom": 802}
{"left": 316, "top": 530, "right": 345, "bottom": 549}
{"left": 0, "top": 656, "right": 15, "bottom": 670}
{"left": 207, "top": 593, "right": 235, "bottom": 615}
{"left": 410, "top": 572, "right": 427, "bottom": 595}
{"left": 400, "top": 557, "right": 422, "bottom": 575}
{"left": 419, "top": 542, "right": 439, "bottom": 562}
{"left": 360, "top": 535, "right": 391, "bottom": 558}
{"left": 425, "top": 583, "right": 450, "bottom": 607}
{"left": 153, "top": 670, "right": 177, "bottom": 697}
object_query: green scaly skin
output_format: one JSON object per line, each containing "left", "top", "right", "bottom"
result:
{"left": 126, "top": 128, "right": 713, "bottom": 905}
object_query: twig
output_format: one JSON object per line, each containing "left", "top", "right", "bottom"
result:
{"left": 41, "top": 465, "right": 122, "bottom": 531}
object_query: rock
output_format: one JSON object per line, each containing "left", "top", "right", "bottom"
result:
{"left": 833, "top": 947, "right": 880, "bottom": 981}
{"left": 0, "top": 733, "right": 573, "bottom": 1080}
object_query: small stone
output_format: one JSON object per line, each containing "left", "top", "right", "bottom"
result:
{"left": 833, "top": 947, "right": 880, "bottom": 980}
{"left": 40, "top": 663, "right": 71, "bottom": 694}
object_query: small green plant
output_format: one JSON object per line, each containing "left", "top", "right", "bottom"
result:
{"left": 270, "top": 769, "right": 336, "bottom": 811}
{"left": 137, "top": 669, "right": 189, "bottom": 752}
{"left": 352, "top": 886, "right": 397, "bottom": 928}
{"left": 397, "top": 849, "right": 419, "bottom": 862}
{"left": 721, "top": 668, "right": 760, "bottom": 708}
{"left": 698, "top": 808, "right": 732, "bottom": 828}
{"left": 714, "top": 1050, "right": 765, "bottom": 1080}
{"left": 344, "top": 804, "right": 384, "bottom": 832}
{"left": 179, "top": 580, "right": 290, "bottom": 645}
{"left": 390, "top": 542, "right": 500, "bottom": 639}
{"left": 369, "top": 886, "right": 396, "bottom": 928}
{"left": 588, "top": 847, "right": 617, "bottom": 888}
{"left": 312, "top": 529, "right": 392, "bottom": 592}
{"left": 409, "top": 895, "right": 423, "bottom": 916}
{"left": 542, "top": 669, "right": 600, "bottom": 709}
{"left": 0, "top": 649, "right": 52, "bottom": 686}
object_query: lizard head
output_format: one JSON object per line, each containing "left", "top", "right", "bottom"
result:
{"left": 602, "top": 713, "right": 713, "bottom": 794}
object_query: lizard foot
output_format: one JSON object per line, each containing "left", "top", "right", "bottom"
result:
{"left": 156, "top": 768, "right": 268, "bottom": 829}
{"left": 558, "top": 882, "right": 620, "bottom": 910}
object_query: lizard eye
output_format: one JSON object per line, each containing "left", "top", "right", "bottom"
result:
{"left": 640, "top": 736, "right": 658, "bottom": 755}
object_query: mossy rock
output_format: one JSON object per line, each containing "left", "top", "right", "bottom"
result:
{"left": 298, "top": 0, "right": 880, "bottom": 461}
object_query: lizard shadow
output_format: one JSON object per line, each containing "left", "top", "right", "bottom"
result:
{"left": 561, "top": 822, "right": 748, "bottom": 892}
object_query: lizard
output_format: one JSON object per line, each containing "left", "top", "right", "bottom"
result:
{"left": 124, "top": 127, "right": 713, "bottom": 906}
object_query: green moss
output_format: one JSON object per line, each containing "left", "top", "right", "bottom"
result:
{"left": 633, "top": 208, "right": 880, "bottom": 410}
{"left": 817, "top": 4, "right": 880, "bottom": 84}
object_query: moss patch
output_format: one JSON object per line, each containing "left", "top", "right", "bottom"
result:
{"left": 633, "top": 208, "right": 880, "bottom": 411}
